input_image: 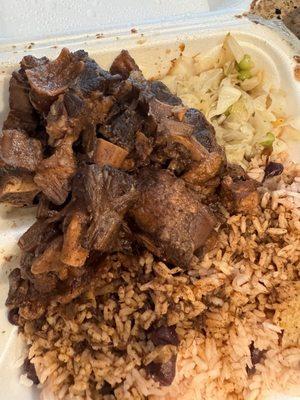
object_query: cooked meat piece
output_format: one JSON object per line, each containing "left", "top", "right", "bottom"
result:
{"left": 21, "top": 250, "right": 65, "bottom": 293}
{"left": 148, "top": 98, "right": 175, "bottom": 124}
{"left": 0, "top": 129, "right": 43, "bottom": 171}
{"left": 47, "top": 93, "right": 115, "bottom": 143}
{"left": 61, "top": 211, "right": 89, "bottom": 267}
{"left": 19, "top": 219, "right": 58, "bottom": 253}
{"left": 7, "top": 308, "right": 20, "bottom": 325}
{"left": 5, "top": 266, "right": 47, "bottom": 316}
{"left": 80, "top": 124, "right": 97, "bottom": 157}
{"left": 31, "top": 236, "right": 63, "bottom": 274}
{"left": 53, "top": 260, "right": 105, "bottom": 304}
{"left": 36, "top": 194, "right": 61, "bottom": 219}
{"left": 183, "top": 152, "right": 223, "bottom": 185}
{"left": 63, "top": 91, "right": 84, "bottom": 117}
{"left": 150, "top": 325, "right": 180, "bottom": 346}
{"left": 132, "top": 169, "right": 216, "bottom": 267}
{"left": 32, "top": 272, "right": 60, "bottom": 294}
{"left": 159, "top": 118, "right": 195, "bottom": 139}
{"left": 5, "top": 268, "right": 29, "bottom": 309}
{"left": 73, "top": 50, "right": 121, "bottom": 95}
{"left": 25, "top": 48, "right": 84, "bottom": 114}
{"left": 110, "top": 50, "right": 140, "bottom": 79}
{"left": 196, "top": 176, "right": 221, "bottom": 199}
{"left": 93, "top": 138, "right": 129, "bottom": 168}
{"left": 0, "top": 169, "right": 39, "bottom": 206}
{"left": 43, "top": 50, "right": 118, "bottom": 142}
{"left": 184, "top": 108, "right": 222, "bottom": 153}
{"left": 150, "top": 80, "right": 182, "bottom": 106}
{"left": 221, "top": 176, "right": 259, "bottom": 214}
{"left": 146, "top": 354, "right": 177, "bottom": 386}
{"left": 226, "top": 163, "right": 248, "bottom": 181}
{"left": 3, "top": 71, "right": 38, "bottom": 133}
{"left": 34, "top": 136, "right": 76, "bottom": 204}
{"left": 20, "top": 55, "right": 49, "bottom": 70}
{"left": 19, "top": 301, "right": 46, "bottom": 320}
{"left": 135, "top": 131, "right": 153, "bottom": 165}
{"left": 100, "top": 108, "right": 144, "bottom": 152}
{"left": 81, "top": 164, "right": 138, "bottom": 252}
{"left": 164, "top": 127, "right": 208, "bottom": 163}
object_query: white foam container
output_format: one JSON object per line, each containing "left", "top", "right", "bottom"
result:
{"left": 0, "top": 1, "right": 299, "bottom": 399}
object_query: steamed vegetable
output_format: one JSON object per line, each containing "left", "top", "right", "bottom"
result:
{"left": 161, "top": 33, "right": 299, "bottom": 165}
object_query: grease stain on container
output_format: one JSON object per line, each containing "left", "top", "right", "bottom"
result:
{"left": 293, "top": 55, "right": 300, "bottom": 80}
{"left": 179, "top": 42, "right": 185, "bottom": 53}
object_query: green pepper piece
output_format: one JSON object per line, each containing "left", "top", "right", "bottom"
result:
{"left": 260, "top": 132, "right": 275, "bottom": 148}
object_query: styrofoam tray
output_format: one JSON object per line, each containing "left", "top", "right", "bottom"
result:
{"left": 0, "top": 5, "right": 300, "bottom": 400}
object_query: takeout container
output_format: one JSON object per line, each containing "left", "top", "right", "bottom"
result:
{"left": 0, "top": 1, "right": 299, "bottom": 399}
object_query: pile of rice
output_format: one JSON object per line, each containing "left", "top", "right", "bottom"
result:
{"left": 19, "top": 35, "right": 300, "bottom": 399}
{"left": 20, "top": 152, "right": 300, "bottom": 400}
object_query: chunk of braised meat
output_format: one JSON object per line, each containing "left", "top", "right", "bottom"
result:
{"left": 61, "top": 211, "right": 89, "bottom": 267}
{"left": 221, "top": 176, "right": 259, "bottom": 214}
{"left": 73, "top": 50, "right": 121, "bottom": 95}
{"left": 99, "top": 107, "right": 144, "bottom": 152}
{"left": 5, "top": 267, "right": 46, "bottom": 320}
{"left": 34, "top": 136, "right": 76, "bottom": 204}
{"left": 45, "top": 50, "right": 122, "bottom": 143}
{"left": 110, "top": 50, "right": 140, "bottom": 79}
{"left": 36, "top": 194, "right": 61, "bottom": 219}
{"left": 30, "top": 236, "right": 64, "bottom": 275}
{"left": 150, "top": 80, "right": 182, "bottom": 106}
{"left": 53, "top": 256, "right": 108, "bottom": 304}
{"left": 47, "top": 93, "right": 114, "bottom": 143}
{"left": 18, "top": 300, "right": 46, "bottom": 321}
{"left": 5, "top": 268, "right": 29, "bottom": 309}
{"left": 147, "top": 97, "right": 225, "bottom": 185}
{"left": 0, "top": 168, "right": 39, "bottom": 206}
{"left": 146, "top": 354, "right": 177, "bottom": 386}
{"left": 184, "top": 108, "right": 222, "bottom": 154}
{"left": 19, "top": 249, "right": 62, "bottom": 294}
{"left": 20, "top": 55, "right": 49, "bottom": 70}
{"left": 135, "top": 131, "right": 153, "bottom": 166}
{"left": 25, "top": 48, "right": 84, "bottom": 114}
{"left": 7, "top": 308, "right": 20, "bottom": 326}
{"left": 132, "top": 169, "right": 216, "bottom": 267}
{"left": 183, "top": 152, "right": 223, "bottom": 186}
{"left": 79, "top": 165, "right": 138, "bottom": 253}
{"left": 3, "top": 70, "right": 38, "bottom": 133}
{"left": 18, "top": 219, "right": 59, "bottom": 253}
{"left": 93, "top": 138, "right": 128, "bottom": 168}
{"left": 0, "top": 129, "right": 43, "bottom": 171}
{"left": 226, "top": 163, "right": 248, "bottom": 181}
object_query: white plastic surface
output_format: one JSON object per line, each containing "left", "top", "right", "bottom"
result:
{"left": 0, "top": 0, "right": 252, "bottom": 42}
{"left": 0, "top": 5, "right": 300, "bottom": 400}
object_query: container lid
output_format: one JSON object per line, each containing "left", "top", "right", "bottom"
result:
{"left": 0, "top": 0, "right": 252, "bottom": 43}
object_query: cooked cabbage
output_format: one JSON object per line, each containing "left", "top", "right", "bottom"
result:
{"left": 161, "top": 33, "right": 299, "bottom": 165}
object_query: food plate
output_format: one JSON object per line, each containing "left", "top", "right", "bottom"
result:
{"left": 0, "top": 2, "right": 299, "bottom": 399}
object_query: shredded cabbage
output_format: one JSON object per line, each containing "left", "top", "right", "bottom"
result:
{"left": 161, "top": 33, "right": 300, "bottom": 165}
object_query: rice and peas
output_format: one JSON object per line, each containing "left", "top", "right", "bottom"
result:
{"left": 18, "top": 34, "right": 300, "bottom": 399}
